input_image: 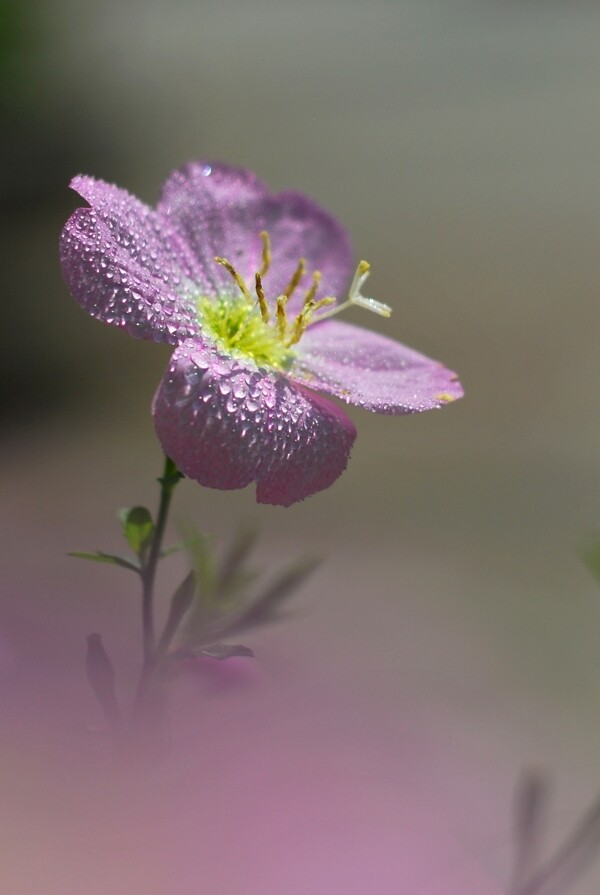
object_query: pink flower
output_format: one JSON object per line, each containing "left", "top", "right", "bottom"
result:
{"left": 60, "top": 162, "right": 462, "bottom": 506}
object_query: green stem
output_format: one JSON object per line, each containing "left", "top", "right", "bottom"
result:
{"left": 141, "top": 455, "right": 182, "bottom": 665}
{"left": 130, "top": 456, "right": 183, "bottom": 727}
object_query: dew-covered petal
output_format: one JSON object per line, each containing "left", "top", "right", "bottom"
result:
{"left": 157, "top": 161, "right": 353, "bottom": 307}
{"left": 294, "top": 320, "right": 464, "bottom": 413}
{"left": 60, "top": 206, "right": 200, "bottom": 344}
{"left": 152, "top": 340, "right": 357, "bottom": 506}
{"left": 70, "top": 175, "right": 202, "bottom": 286}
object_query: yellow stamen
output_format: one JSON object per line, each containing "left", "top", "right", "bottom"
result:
{"left": 283, "top": 258, "right": 306, "bottom": 300}
{"left": 286, "top": 312, "right": 306, "bottom": 347}
{"left": 214, "top": 256, "right": 252, "bottom": 302}
{"left": 303, "top": 270, "right": 322, "bottom": 305}
{"left": 206, "top": 241, "right": 391, "bottom": 361}
{"left": 436, "top": 393, "right": 456, "bottom": 403}
{"left": 259, "top": 231, "right": 271, "bottom": 277}
{"left": 276, "top": 295, "right": 289, "bottom": 340}
{"left": 286, "top": 314, "right": 309, "bottom": 347}
{"left": 255, "top": 272, "right": 270, "bottom": 323}
{"left": 312, "top": 296, "right": 336, "bottom": 312}
{"left": 286, "top": 282, "right": 317, "bottom": 347}
{"left": 286, "top": 296, "right": 336, "bottom": 347}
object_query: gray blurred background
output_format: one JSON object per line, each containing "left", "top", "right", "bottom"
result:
{"left": 3, "top": 1, "right": 600, "bottom": 893}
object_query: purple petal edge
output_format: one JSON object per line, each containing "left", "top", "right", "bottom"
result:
{"left": 60, "top": 177, "right": 200, "bottom": 344}
{"left": 157, "top": 161, "right": 354, "bottom": 308}
{"left": 294, "top": 319, "right": 464, "bottom": 413}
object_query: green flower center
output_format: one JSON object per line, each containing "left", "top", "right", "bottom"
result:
{"left": 197, "top": 295, "right": 295, "bottom": 370}
{"left": 195, "top": 230, "right": 391, "bottom": 370}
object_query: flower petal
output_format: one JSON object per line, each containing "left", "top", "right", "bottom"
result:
{"left": 70, "top": 175, "right": 201, "bottom": 286}
{"left": 60, "top": 200, "right": 200, "bottom": 344}
{"left": 157, "top": 161, "right": 353, "bottom": 307}
{"left": 152, "top": 340, "right": 357, "bottom": 506}
{"left": 294, "top": 320, "right": 464, "bottom": 413}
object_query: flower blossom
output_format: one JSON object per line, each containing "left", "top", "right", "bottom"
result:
{"left": 60, "top": 161, "right": 463, "bottom": 506}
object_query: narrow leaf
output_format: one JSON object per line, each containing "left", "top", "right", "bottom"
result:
{"left": 191, "top": 556, "right": 320, "bottom": 646}
{"left": 509, "top": 769, "right": 550, "bottom": 894}
{"left": 182, "top": 521, "right": 216, "bottom": 595}
{"left": 85, "top": 633, "right": 122, "bottom": 733}
{"left": 69, "top": 551, "right": 140, "bottom": 572}
{"left": 160, "top": 535, "right": 206, "bottom": 559}
{"left": 518, "top": 789, "right": 600, "bottom": 895}
{"left": 173, "top": 643, "right": 254, "bottom": 661}
{"left": 583, "top": 537, "right": 600, "bottom": 585}
{"left": 219, "top": 526, "right": 259, "bottom": 593}
{"left": 220, "top": 557, "right": 320, "bottom": 637}
{"left": 198, "top": 643, "right": 254, "bottom": 660}
{"left": 157, "top": 571, "right": 197, "bottom": 656}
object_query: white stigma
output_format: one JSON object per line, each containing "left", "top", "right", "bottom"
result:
{"left": 348, "top": 261, "right": 392, "bottom": 317}
{"left": 311, "top": 260, "right": 392, "bottom": 324}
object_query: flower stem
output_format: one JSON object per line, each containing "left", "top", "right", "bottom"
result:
{"left": 131, "top": 456, "right": 182, "bottom": 729}
{"left": 141, "top": 455, "right": 182, "bottom": 665}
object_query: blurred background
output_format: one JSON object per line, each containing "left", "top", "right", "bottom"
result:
{"left": 3, "top": 0, "right": 600, "bottom": 892}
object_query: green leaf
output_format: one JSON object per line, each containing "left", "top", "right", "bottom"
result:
{"left": 222, "top": 556, "right": 320, "bottom": 636}
{"left": 68, "top": 551, "right": 140, "bottom": 573}
{"left": 510, "top": 769, "right": 550, "bottom": 891}
{"left": 583, "top": 538, "right": 600, "bottom": 584}
{"left": 219, "top": 526, "right": 259, "bottom": 593}
{"left": 199, "top": 643, "right": 254, "bottom": 660}
{"left": 187, "top": 556, "right": 320, "bottom": 647}
{"left": 157, "top": 571, "right": 197, "bottom": 655}
{"left": 160, "top": 535, "right": 206, "bottom": 559}
{"left": 160, "top": 544, "right": 185, "bottom": 559}
{"left": 175, "top": 642, "right": 254, "bottom": 661}
{"left": 181, "top": 521, "right": 216, "bottom": 595}
{"left": 118, "top": 506, "right": 155, "bottom": 556}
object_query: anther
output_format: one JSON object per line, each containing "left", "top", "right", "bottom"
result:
{"left": 287, "top": 306, "right": 312, "bottom": 346}
{"left": 283, "top": 258, "right": 306, "bottom": 300}
{"left": 287, "top": 296, "right": 336, "bottom": 347}
{"left": 287, "top": 304, "right": 311, "bottom": 347}
{"left": 255, "top": 272, "right": 270, "bottom": 323}
{"left": 276, "top": 295, "right": 289, "bottom": 339}
{"left": 215, "top": 256, "right": 252, "bottom": 303}
{"left": 259, "top": 231, "right": 271, "bottom": 277}
{"left": 312, "top": 296, "right": 336, "bottom": 313}
{"left": 303, "top": 270, "right": 322, "bottom": 306}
